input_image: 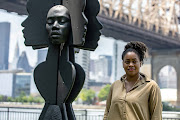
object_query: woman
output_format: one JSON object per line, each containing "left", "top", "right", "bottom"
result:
{"left": 103, "top": 41, "right": 162, "bottom": 120}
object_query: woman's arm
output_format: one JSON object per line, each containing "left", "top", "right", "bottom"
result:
{"left": 103, "top": 86, "right": 113, "bottom": 120}
{"left": 149, "top": 81, "right": 162, "bottom": 120}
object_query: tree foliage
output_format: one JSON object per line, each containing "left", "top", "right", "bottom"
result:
{"left": 0, "top": 93, "right": 44, "bottom": 104}
{"left": 98, "top": 84, "right": 111, "bottom": 101}
{"left": 79, "top": 89, "right": 95, "bottom": 104}
{"left": 163, "top": 102, "right": 180, "bottom": 111}
{"left": 0, "top": 95, "right": 3, "bottom": 101}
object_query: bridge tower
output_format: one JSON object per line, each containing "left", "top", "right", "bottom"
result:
{"left": 151, "top": 49, "right": 180, "bottom": 104}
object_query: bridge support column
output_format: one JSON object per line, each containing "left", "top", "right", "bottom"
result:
{"left": 150, "top": 49, "right": 180, "bottom": 106}
{"left": 177, "top": 66, "right": 180, "bottom": 105}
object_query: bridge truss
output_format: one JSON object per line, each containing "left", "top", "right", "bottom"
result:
{"left": 0, "top": 0, "right": 180, "bottom": 49}
{"left": 99, "top": 0, "right": 180, "bottom": 39}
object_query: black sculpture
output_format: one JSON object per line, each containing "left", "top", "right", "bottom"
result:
{"left": 22, "top": 0, "right": 102, "bottom": 119}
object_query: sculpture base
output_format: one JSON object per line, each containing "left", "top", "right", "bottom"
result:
{"left": 39, "top": 103, "right": 69, "bottom": 120}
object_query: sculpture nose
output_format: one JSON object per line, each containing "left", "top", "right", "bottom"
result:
{"left": 52, "top": 21, "right": 60, "bottom": 29}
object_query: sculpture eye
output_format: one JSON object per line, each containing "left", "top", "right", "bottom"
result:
{"left": 47, "top": 18, "right": 54, "bottom": 25}
{"left": 58, "top": 17, "right": 70, "bottom": 24}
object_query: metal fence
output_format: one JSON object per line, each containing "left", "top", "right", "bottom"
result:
{"left": 0, "top": 107, "right": 180, "bottom": 120}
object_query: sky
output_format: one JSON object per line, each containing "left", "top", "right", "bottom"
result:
{"left": 0, "top": 9, "right": 37, "bottom": 67}
{"left": 0, "top": 9, "right": 119, "bottom": 67}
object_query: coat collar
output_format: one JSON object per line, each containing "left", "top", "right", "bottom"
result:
{"left": 120, "top": 72, "right": 151, "bottom": 83}
{"left": 120, "top": 73, "right": 151, "bottom": 92}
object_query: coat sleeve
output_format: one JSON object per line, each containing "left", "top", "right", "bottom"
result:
{"left": 103, "top": 85, "right": 113, "bottom": 120}
{"left": 149, "top": 81, "right": 162, "bottom": 120}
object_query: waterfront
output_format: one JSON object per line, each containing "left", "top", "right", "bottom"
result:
{"left": 1, "top": 106, "right": 180, "bottom": 120}
{"left": 0, "top": 107, "right": 104, "bottom": 120}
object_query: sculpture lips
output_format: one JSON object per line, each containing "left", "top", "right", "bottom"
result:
{"left": 83, "top": 26, "right": 87, "bottom": 38}
{"left": 98, "top": 32, "right": 101, "bottom": 37}
{"left": 51, "top": 34, "right": 61, "bottom": 38}
{"left": 22, "top": 29, "right": 27, "bottom": 38}
{"left": 51, "top": 31, "right": 61, "bottom": 35}
{"left": 22, "top": 29, "right": 26, "bottom": 35}
{"left": 51, "top": 31, "right": 61, "bottom": 38}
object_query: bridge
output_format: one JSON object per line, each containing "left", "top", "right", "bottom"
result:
{"left": 1, "top": 0, "right": 180, "bottom": 104}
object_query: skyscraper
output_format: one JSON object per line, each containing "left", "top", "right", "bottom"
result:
{"left": 10, "top": 42, "right": 20, "bottom": 70}
{"left": 75, "top": 49, "right": 90, "bottom": 89}
{"left": 112, "top": 40, "right": 126, "bottom": 83}
{"left": 99, "top": 55, "right": 112, "bottom": 77}
{"left": 17, "top": 51, "right": 32, "bottom": 72}
{"left": 0, "top": 22, "right": 10, "bottom": 70}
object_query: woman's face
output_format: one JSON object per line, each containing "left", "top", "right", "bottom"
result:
{"left": 123, "top": 52, "right": 141, "bottom": 77}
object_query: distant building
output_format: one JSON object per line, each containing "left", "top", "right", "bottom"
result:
{"left": 0, "top": 72, "right": 14, "bottom": 97}
{"left": 75, "top": 49, "right": 90, "bottom": 89}
{"left": 36, "top": 48, "right": 48, "bottom": 65}
{"left": 0, "top": 70, "right": 31, "bottom": 97}
{"left": 10, "top": 42, "right": 20, "bottom": 70}
{"left": 17, "top": 51, "right": 32, "bottom": 72}
{"left": 13, "top": 73, "right": 31, "bottom": 97}
{"left": 0, "top": 22, "right": 10, "bottom": 70}
{"left": 9, "top": 44, "right": 32, "bottom": 73}
{"left": 89, "top": 55, "right": 112, "bottom": 83}
{"left": 112, "top": 40, "right": 126, "bottom": 83}
{"left": 99, "top": 55, "right": 112, "bottom": 78}
{"left": 89, "top": 60, "right": 95, "bottom": 74}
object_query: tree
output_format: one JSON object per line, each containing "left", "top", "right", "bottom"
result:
{"left": 98, "top": 84, "right": 111, "bottom": 101}
{"left": 80, "top": 89, "right": 95, "bottom": 104}
{"left": 162, "top": 102, "right": 180, "bottom": 111}
{"left": 27, "top": 95, "right": 34, "bottom": 103}
{"left": 0, "top": 95, "right": 3, "bottom": 102}
{"left": 7, "top": 97, "right": 14, "bottom": 102}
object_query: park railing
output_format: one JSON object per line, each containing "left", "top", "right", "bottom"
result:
{"left": 0, "top": 107, "right": 180, "bottom": 120}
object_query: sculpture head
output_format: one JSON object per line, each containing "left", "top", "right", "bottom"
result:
{"left": 46, "top": 5, "right": 71, "bottom": 45}
{"left": 21, "top": 0, "right": 61, "bottom": 49}
{"left": 21, "top": 0, "right": 102, "bottom": 50}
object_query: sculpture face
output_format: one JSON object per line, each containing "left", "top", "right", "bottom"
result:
{"left": 83, "top": 0, "right": 103, "bottom": 50}
{"left": 46, "top": 5, "right": 71, "bottom": 45}
{"left": 21, "top": 0, "right": 61, "bottom": 49}
{"left": 62, "top": 0, "right": 88, "bottom": 46}
{"left": 21, "top": 0, "right": 102, "bottom": 50}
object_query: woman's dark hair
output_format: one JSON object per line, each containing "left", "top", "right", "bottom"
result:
{"left": 122, "top": 41, "right": 148, "bottom": 64}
